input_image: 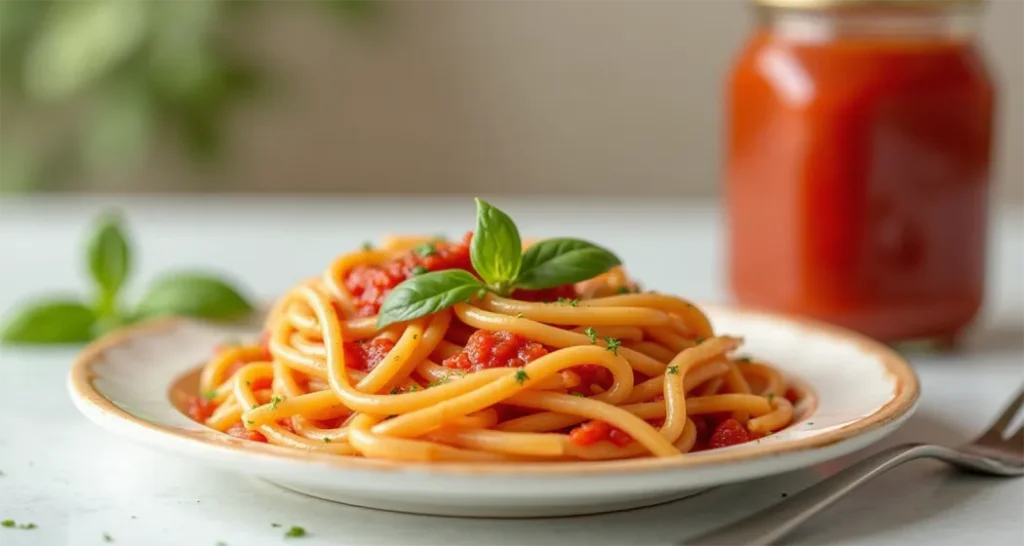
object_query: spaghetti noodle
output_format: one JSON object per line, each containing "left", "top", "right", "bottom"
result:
{"left": 187, "top": 208, "right": 799, "bottom": 462}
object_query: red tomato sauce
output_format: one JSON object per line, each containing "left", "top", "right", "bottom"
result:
{"left": 727, "top": 30, "right": 993, "bottom": 341}
{"left": 344, "top": 234, "right": 475, "bottom": 317}
{"left": 226, "top": 423, "right": 267, "bottom": 443}
{"left": 443, "top": 330, "right": 548, "bottom": 372}
{"left": 569, "top": 420, "right": 633, "bottom": 447}
{"left": 343, "top": 338, "right": 396, "bottom": 372}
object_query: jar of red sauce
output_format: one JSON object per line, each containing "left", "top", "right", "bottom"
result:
{"left": 726, "top": 0, "right": 994, "bottom": 344}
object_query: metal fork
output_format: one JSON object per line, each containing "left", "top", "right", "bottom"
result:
{"left": 686, "top": 388, "right": 1024, "bottom": 546}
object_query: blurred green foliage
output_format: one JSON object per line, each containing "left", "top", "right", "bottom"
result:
{"left": 0, "top": 0, "right": 377, "bottom": 193}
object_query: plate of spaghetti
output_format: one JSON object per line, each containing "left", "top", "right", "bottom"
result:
{"left": 69, "top": 199, "right": 919, "bottom": 517}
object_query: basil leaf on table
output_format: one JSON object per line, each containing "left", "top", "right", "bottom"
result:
{"left": 470, "top": 198, "right": 523, "bottom": 286}
{"left": 377, "top": 270, "right": 485, "bottom": 329}
{"left": 515, "top": 238, "right": 622, "bottom": 290}
{"left": 86, "top": 212, "right": 131, "bottom": 312}
{"left": 0, "top": 299, "right": 96, "bottom": 344}
{"left": 136, "top": 272, "right": 254, "bottom": 321}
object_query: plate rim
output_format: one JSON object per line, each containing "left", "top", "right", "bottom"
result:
{"left": 68, "top": 304, "right": 919, "bottom": 477}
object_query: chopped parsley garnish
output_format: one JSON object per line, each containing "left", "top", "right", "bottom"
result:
{"left": 616, "top": 286, "right": 631, "bottom": 294}
{"left": 103, "top": 532, "right": 113, "bottom": 542}
{"left": 514, "top": 368, "right": 529, "bottom": 385}
{"left": 323, "top": 437, "right": 332, "bottom": 443}
{"left": 735, "top": 356, "right": 752, "bottom": 363}
{"left": 21, "top": 523, "right": 36, "bottom": 530}
{"left": 1, "top": 520, "right": 14, "bottom": 527}
{"left": 216, "top": 542, "right": 228, "bottom": 546}
{"left": 556, "top": 297, "right": 579, "bottom": 307}
{"left": 0, "top": 520, "right": 34, "bottom": 530}
{"left": 604, "top": 337, "right": 621, "bottom": 356}
{"left": 428, "top": 374, "right": 452, "bottom": 387}
{"left": 694, "top": 336, "right": 705, "bottom": 345}
{"left": 584, "top": 327, "right": 598, "bottom": 344}
{"left": 201, "top": 389, "right": 218, "bottom": 401}
{"left": 285, "top": 526, "right": 306, "bottom": 538}
{"left": 408, "top": 385, "right": 420, "bottom": 392}
{"left": 269, "top": 396, "right": 284, "bottom": 410}
{"left": 767, "top": 393, "right": 776, "bottom": 403}
{"left": 415, "top": 243, "right": 437, "bottom": 258}
{"left": 389, "top": 387, "right": 401, "bottom": 395}
{"left": 245, "top": 420, "right": 254, "bottom": 425}
{"left": 361, "top": 241, "right": 373, "bottom": 251}
{"left": 515, "top": 313, "right": 524, "bottom": 318}
{"left": 271, "top": 523, "right": 282, "bottom": 528}
{"left": 411, "top": 266, "right": 429, "bottom": 276}
{"left": 571, "top": 392, "right": 586, "bottom": 398}
{"left": 412, "top": 334, "right": 418, "bottom": 340}
{"left": 667, "top": 365, "right": 679, "bottom": 375}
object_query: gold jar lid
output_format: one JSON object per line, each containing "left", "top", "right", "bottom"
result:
{"left": 754, "top": 0, "right": 984, "bottom": 8}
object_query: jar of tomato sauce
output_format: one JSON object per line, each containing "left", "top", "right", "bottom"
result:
{"left": 726, "top": 0, "right": 994, "bottom": 343}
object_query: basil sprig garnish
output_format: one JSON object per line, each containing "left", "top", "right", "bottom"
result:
{"left": 377, "top": 198, "right": 620, "bottom": 328}
{"left": 1, "top": 212, "right": 254, "bottom": 345}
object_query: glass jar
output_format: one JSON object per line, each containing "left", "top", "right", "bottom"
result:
{"left": 726, "top": 0, "right": 995, "bottom": 343}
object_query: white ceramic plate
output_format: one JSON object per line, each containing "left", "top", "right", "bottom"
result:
{"left": 68, "top": 305, "right": 918, "bottom": 518}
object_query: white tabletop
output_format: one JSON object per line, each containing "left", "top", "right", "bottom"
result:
{"left": 0, "top": 195, "right": 1021, "bottom": 546}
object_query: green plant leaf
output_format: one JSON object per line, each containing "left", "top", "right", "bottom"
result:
{"left": 86, "top": 211, "right": 131, "bottom": 312}
{"left": 515, "top": 238, "right": 622, "bottom": 290}
{"left": 470, "top": 198, "right": 523, "bottom": 286}
{"left": 0, "top": 299, "right": 96, "bottom": 344}
{"left": 81, "top": 82, "right": 154, "bottom": 173}
{"left": 136, "top": 272, "right": 254, "bottom": 321}
{"left": 23, "top": 0, "right": 148, "bottom": 101}
{"left": 377, "top": 270, "right": 485, "bottom": 329}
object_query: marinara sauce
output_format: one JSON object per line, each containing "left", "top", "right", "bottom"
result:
{"left": 727, "top": 0, "right": 994, "bottom": 343}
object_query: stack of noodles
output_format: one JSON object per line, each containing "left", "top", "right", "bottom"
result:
{"left": 189, "top": 236, "right": 797, "bottom": 463}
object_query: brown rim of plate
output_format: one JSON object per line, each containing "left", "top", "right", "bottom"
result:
{"left": 68, "top": 305, "right": 919, "bottom": 477}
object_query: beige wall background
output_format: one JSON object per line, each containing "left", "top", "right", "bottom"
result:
{"left": 92, "top": 0, "right": 1023, "bottom": 200}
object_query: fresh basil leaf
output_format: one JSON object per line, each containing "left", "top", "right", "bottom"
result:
{"left": 470, "top": 198, "right": 523, "bottom": 285}
{"left": 86, "top": 211, "right": 131, "bottom": 310}
{"left": 515, "top": 238, "right": 622, "bottom": 290}
{"left": 377, "top": 270, "right": 485, "bottom": 329}
{"left": 136, "top": 272, "right": 254, "bottom": 321}
{"left": 0, "top": 299, "right": 96, "bottom": 344}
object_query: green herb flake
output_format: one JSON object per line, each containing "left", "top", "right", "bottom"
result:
{"left": 361, "top": 241, "right": 373, "bottom": 251}
{"left": 216, "top": 542, "right": 228, "bottom": 546}
{"left": 571, "top": 392, "right": 586, "bottom": 398}
{"left": 604, "top": 337, "right": 621, "bottom": 356}
{"left": 1, "top": 520, "right": 14, "bottom": 527}
{"left": 767, "top": 393, "right": 776, "bottom": 403}
{"left": 103, "top": 532, "right": 113, "bottom": 542}
{"left": 323, "top": 437, "right": 332, "bottom": 443}
{"left": 285, "top": 526, "right": 306, "bottom": 538}
{"left": 584, "top": 327, "right": 598, "bottom": 344}
{"left": 20, "top": 523, "right": 36, "bottom": 530}
{"left": 616, "top": 286, "right": 631, "bottom": 294}
{"left": 694, "top": 336, "right": 705, "bottom": 345}
{"left": 389, "top": 387, "right": 401, "bottom": 395}
{"left": 409, "top": 385, "right": 420, "bottom": 392}
{"left": 415, "top": 243, "right": 437, "bottom": 258}
{"left": 269, "top": 395, "right": 284, "bottom": 410}
{"left": 735, "top": 356, "right": 752, "bottom": 363}
{"left": 515, "top": 313, "right": 524, "bottom": 318}
{"left": 271, "top": 523, "right": 282, "bottom": 528}
{"left": 667, "top": 365, "right": 679, "bottom": 375}
{"left": 412, "top": 334, "right": 418, "bottom": 340}
{"left": 201, "top": 389, "right": 218, "bottom": 401}
{"left": 514, "top": 368, "right": 529, "bottom": 385}
{"left": 245, "top": 420, "right": 254, "bottom": 425}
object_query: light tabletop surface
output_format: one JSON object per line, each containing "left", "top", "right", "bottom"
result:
{"left": 0, "top": 195, "right": 1021, "bottom": 546}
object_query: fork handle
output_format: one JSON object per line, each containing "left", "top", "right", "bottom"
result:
{"left": 685, "top": 443, "right": 948, "bottom": 545}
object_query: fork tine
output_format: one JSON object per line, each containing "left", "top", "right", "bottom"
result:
{"left": 984, "top": 388, "right": 1024, "bottom": 438}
